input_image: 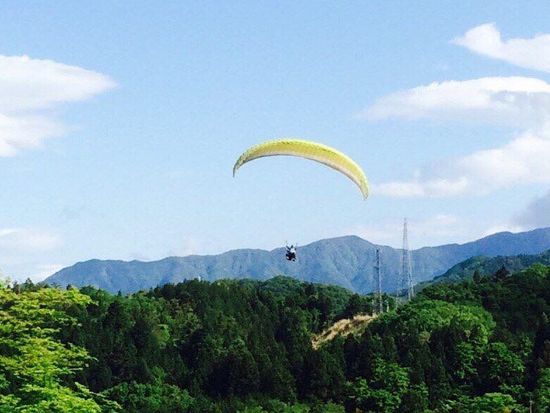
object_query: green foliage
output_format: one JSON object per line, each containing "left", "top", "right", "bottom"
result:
{"left": 416, "top": 250, "right": 550, "bottom": 294}
{"left": 3, "top": 264, "right": 550, "bottom": 412}
{"left": 0, "top": 286, "right": 118, "bottom": 412}
{"left": 533, "top": 368, "right": 550, "bottom": 412}
{"left": 256, "top": 400, "right": 343, "bottom": 413}
{"left": 450, "top": 392, "right": 526, "bottom": 412}
{"left": 347, "top": 358, "right": 410, "bottom": 412}
{"left": 103, "top": 381, "right": 195, "bottom": 413}
{"left": 481, "top": 342, "right": 525, "bottom": 389}
{"left": 534, "top": 367, "right": 550, "bottom": 413}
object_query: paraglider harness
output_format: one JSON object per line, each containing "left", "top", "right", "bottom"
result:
{"left": 286, "top": 245, "right": 297, "bottom": 261}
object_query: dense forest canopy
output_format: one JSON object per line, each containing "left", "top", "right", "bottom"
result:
{"left": 1, "top": 266, "right": 549, "bottom": 412}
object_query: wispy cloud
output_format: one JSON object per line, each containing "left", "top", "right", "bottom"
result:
{"left": 347, "top": 214, "right": 484, "bottom": 248}
{"left": 364, "top": 76, "right": 550, "bottom": 125}
{"left": 0, "top": 55, "right": 115, "bottom": 156}
{"left": 482, "top": 224, "right": 525, "bottom": 237}
{"left": 28, "top": 264, "right": 64, "bottom": 282}
{"left": 363, "top": 77, "right": 550, "bottom": 197}
{"left": 453, "top": 23, "right": 550, "bottom": 73}
{"left": 374, "top": 178, "right": 469, "bottom": 198}
{"left": 0, "top": 228, "right": 60, "bottom": 251}
{"left": 166, "top": 237, "right": 202, "bottom": 257}
{"left": 376, "top": 130, "right": 550, "bottom": 197}
{"left": 0, "top": 228, "right": 63, "bottom": 282}
{"left": 513, "top": 190, "right": 550, "bottom": 229}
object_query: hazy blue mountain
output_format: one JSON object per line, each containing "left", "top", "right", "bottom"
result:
{"left": 44, "top": 227, "right": 550, "bottom": 294}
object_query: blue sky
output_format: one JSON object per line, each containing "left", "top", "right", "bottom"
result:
{"left": 1, "top": 1, "right": 550, "bottom": 280}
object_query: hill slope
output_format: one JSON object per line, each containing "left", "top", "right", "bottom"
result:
{"left": 44, "top": 227, "right": 550, "bottom": 294}
{"left": 414, "top": 248, "right": 550, "bottom": 293}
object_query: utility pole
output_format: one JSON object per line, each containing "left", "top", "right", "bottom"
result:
{"left": 401, "top": 218, "right": 414, "bottom": 301}
{"left": 375, "top": 248, "right": 382, "bottom": 314}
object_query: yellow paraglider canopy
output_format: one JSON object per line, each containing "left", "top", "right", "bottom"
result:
{"left": 233, "top": 139, "right": 369, "bottom": 199}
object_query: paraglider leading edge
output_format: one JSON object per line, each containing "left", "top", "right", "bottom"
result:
{"left": 232, "top": 138, "right": 369, "bottom": 199}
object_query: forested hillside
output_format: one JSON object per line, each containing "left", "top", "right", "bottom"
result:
{"left": 414, "top": 249, "right": 550, "bottom": 293}
{"left": 2, "top": 266, "right": 550, "bottom": 412}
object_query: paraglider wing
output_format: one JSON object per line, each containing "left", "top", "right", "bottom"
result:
{"left": 232, "top": 139, "right": 369, "bottom": 199}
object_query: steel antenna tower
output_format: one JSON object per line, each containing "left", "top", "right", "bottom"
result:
{"left": 401, "top": 218, "right": 414, "bottom": 301}
{"left": 375, "top": 249, "right": 382, "bottom": 313}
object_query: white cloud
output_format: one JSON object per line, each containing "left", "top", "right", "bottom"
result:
{"left": 27, "top": 264, "right": 64, "bottom": 282}
{"left": 348, "top": 214, "right": 528, "bottom": 249}
{"left": 453, "top": 23, "right": 550, "bottom": 73}
{"left": 482, "top": 224, "right": 525, "bottom": 237}
{"left": 376, "top": 131, "right": 550, "bottom": 197}
{"left": 347, "top": 214, "right": 490, "bottom": 248}
{"left": 0, "top": 55, "right": 115, "bottom": 156}
{"left": 167, "top": 237, "right": 202, "bottom": 257}
{"left": 364, "top": 77, "right": 550, "bottom": 197}
{"left": 475, "top": 191, "right": 550, "bottom": 236}
{"left": 375, "top": 178, "right": 469, "bottom": 198}
{"left": 364, "top": 76, "right": 550, "bottom": 125}
{"left": 513, "top": 190, "right": 550, "bottom": 229}
{"left": 0, "top": 228, "right": 61, "bottom": 251}
{"left": 0, "top": 114, "right": 65, "bottom": 156}
{"left": 0, "top": 228, "right": 63, "bottom": 282}
{"left": 457, "top": 132, "right": 550, "bottom": 186}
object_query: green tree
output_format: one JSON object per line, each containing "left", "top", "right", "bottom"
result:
{"left": 347, "top": 358, "right": 409, "bottom": 412}
{"left": 454, "top": 392, "right": 525, "bottom": 412}
{"left": 473, "top": 270, "right": 482, "bottom": 283}
{"left": 103, "top": 380, "right": 194, "bottom": 413}
{"left": 533, "top": 368, "right": 550, "bottom": 413}
{"left": 480, "top": 342, "right": 525, "bottom": 393}
{"left": 493, "top": 266, "right": 511, "bottom": 281}
{"left": 399, "top": 384, "right": 429, "bottom": 413}
{"left": 0, "top": 286, "right": 119, "bottom": 412}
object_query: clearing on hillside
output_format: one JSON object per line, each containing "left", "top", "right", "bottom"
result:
{"left": 312, "top": 313, "right": 377, "bottom": 349}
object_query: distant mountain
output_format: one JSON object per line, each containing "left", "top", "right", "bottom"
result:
{"left": 414, "top": 249, "right": 550, "bottom": 293}
{"left": 44, "top": 227, "right": 550, "bottom": 294}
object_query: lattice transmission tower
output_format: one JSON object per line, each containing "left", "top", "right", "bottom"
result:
{"left": 374, "top": 248, "right": 383, "bottom": 313}
{"left": 401, "top": 218, "right": 414, "bottom": 300}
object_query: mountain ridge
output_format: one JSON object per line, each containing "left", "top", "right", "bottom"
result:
{"left": 414, "top": 248, "right": 550, "bottom": 292}
{"left": 44, "top": 227, "right": 550, "bottom": 294}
